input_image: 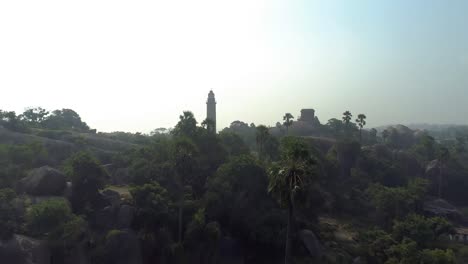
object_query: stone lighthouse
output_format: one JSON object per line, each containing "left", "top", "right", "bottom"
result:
{"left": 206, "top": 90, "right": 217, "bottom": 132}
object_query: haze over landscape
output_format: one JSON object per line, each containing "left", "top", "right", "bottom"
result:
{"left": 4, "top": 1, "right": 468, "bottom": 264}
{"left": 1, "top": 0, "right": 467, "bottom": 133}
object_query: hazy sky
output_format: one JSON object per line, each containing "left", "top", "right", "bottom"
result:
{"left": 1, "top": 0, "right": 467, "bottom": 133}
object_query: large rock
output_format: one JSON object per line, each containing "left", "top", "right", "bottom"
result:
{"left": 393, "top": 150, "right": 423, "bottom": 177}
{"left": 218, "top": 236, "right": 243, "bottom": 264}
{"left": 102, "top": 189, "right": 121, "bottom": 207}
{"left": 95, "top": 206, "right": 115, "bottom": 230}
{"left": 104, "top": 229, "right": 142, "bottom": 264}
{"left": 426, "top": 159, "right": 441, "bottom": 178}
{"left": 116, "top": 205, "right": 135, "bottom": 229}
{"left": 95, "top": 204, "right": 135, "bottom": 230}
{"left": 423, "top": 198, "right": 462, "bottom": 222}
{"left": 0, "top": 234, "right": 50, "bottom": 264}
{"left": 19, "top": 166, "right": 66, "bottom": 196}
{"left": 336, "top": 141, "right": 361, "bottom": 178}
{"left": 298, "top": 229, "right": 324, "bottom": 259}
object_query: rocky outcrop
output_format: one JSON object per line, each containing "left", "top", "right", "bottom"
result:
{"left": 116, "top": 205, "right": 135, "bottom": 229}
{"left": 336, "top": 141, "right": 361, "bottom": 178}
{"left": 393, "top": 150, "right": 423, "bottom": 177}
{"left": 423, "top": 198, "right": 462, "bottom": 222}
{"left": 19, "top": 166, "right": 66, "bottom": 196}
{"left": 104, "top": 229, "right": 142, "bottom": 264}
{"left": 425, "top": 159, "right": 441, "bottom": 178}
{"left": 299, "top": 229, "right": 324, "bottom": 259}
{"left": 0, "top": 234, "right": 50, "bottom": 264}
{"left": 94, "top": 195, "right": 135, "bottom": 231}
{"left": 101, "top": 189, "right": 121, "bottom": 207}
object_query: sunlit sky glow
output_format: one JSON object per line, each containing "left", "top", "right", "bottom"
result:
{"left": 1, "top": 0, "right": 467, "bottom": 133}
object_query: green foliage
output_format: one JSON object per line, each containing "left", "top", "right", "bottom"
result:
{"left": 173, "top": 137, "right": 198, "bottom": 186}
{"left": 269, "top": 137, "right": 315, "bottom": 208}
{"left": 0, "top": 188, "right": 20, "bottom": 240}
{"left": 21, "top": 107, "right": 49, "bottom": 125}
{"left": 356, "top": 114, "right": 366, "bottom": 129}
{"left": 342, "top": 111, "right": 353, "bottom": 125}
{"left": 184, "top": 208, "right": 221, "bottom": 261}
{"left": 205, "top": 155, "right": 283, "bottom": 250}
{"left": 360, "top": 217, "right": 454, "bottom": 264}
{"left": 254, "top": 125, "right": 280, "bottom": 161}
{"left": 66, "top": 152, "right": 107, "bottom": 214}
{"left": 106, "top": 229, "right": 125, "bottom": 240}
{"left": 256, "top": 125, "right": 270, "bottom": 160}
{"left": 0, "top": 142, "right": 48, "bottom": 188}
{"left": 129, "top": 138, "right": 173, "bottom": 185}
{"left": 130, "top": 182, "right": 171, "bottom": 231}
{"left": 411, "top": 134, "right": 438, "bottom": 161}
{"left": 172, "top": 111, "right": 198, "bottom": 138}
{"left": 0, "top": 110, "right": 29, "bottom": 133}
{"left": 219, "top": 131, "right": 249, "bottom": 157}
{"left": 367, "top": 179, "right": 429, "bottom": 225}
{"left": 42, "top": 109, "right": 90, "bottom": 131}
{"left": 419, "top": 249, "right": 456, "bottom": 264}
{"left": 359, "top": 228, "right": 396, "bottom": 263}
{"left": 385, "top": 238, "right": 420, "bottom": 264}
{"left": 26, "top": 198, "right": 74, "bottom": 237}
{"left": 283, "top": 113, "right": 294, "bottom": 134}
{"left": 221, "top": 120, "right": 257, "bottom": 149}
{"left": 392, "top": 214, "right": 453, "bottom": 247}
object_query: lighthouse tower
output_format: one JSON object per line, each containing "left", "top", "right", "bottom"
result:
{"left": 206, "top": 90, "right": 217, "bottom": 132}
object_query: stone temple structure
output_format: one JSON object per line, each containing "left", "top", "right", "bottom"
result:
{"left": 206, "top": 90, "right": 217, "bottom": 132}
{"left": 298, "top": 109, "right": 315, "bottom": 124}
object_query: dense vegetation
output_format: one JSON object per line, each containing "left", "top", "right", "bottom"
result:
{"left": 1, "top": 107, "right": 468, "bottom": 264}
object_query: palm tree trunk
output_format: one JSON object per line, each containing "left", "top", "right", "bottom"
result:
{"left": 178, "top": 203, "right": 183, "bottom": 243}
{"left": 285, "top": 198, "right": 293, "bottom": 264}
{"left": 359, "top": 128, "right": 362, "bottom": 143}
{"left": 438, "top": 166, "right": 443, "bottom": 198}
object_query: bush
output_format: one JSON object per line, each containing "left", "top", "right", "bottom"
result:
{"left": 66, "top": 152, "right": 107, "bottom": 214}
{"left": 0, "top": 188, "right": 20, "bottom": 240}
{"left": 26, "top": 198, "right": 73, "bottom": 237}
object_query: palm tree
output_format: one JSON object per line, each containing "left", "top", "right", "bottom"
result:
{"left": 437, "top": 147, "right": 450, "bottom": 198}
{"left": 173, "top": 111, "right": 197, "bottom": 138}
{"left": 268, "top": 138, "right": 312, "bottom": 264}
{"left": 201, "top": 118, "right": 215, "bottom": 133}
{"left": 382, "top": 129, "right": 390, "bottom": 143}
{"left": 283, "top": 113, "right": 294, "bottom": 135}
{"left": 355, "top": 114, "right": 367, "bottom": 143}
{"left": 173, "top": 138, "right": 198, "bottom": 242}
{"left": 256, "top": 125, "right": 270, "bottom": 160}
{"left": 342, "top": 111, "right": 352, "bottom": 125}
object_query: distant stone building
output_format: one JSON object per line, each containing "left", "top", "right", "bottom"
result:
{"left": 298, "top": 109, "right": 315, "bottom": 124}
{"left": 206, "top": 90, "right": 217, "bottom": 132}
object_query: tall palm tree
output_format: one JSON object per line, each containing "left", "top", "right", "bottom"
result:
{"left": 256, "top": 125, "right": 270, "bottom": 160}
{"left": 173, "top": 138, "right": 197, "bottom": 242}
{"left": 342, "top": 111, "right": 352, "bottom": 125}
{"left": 355, "top": 114, "right": 367, "bottom": 143}
{"left": 173, "top": 111, "right": 197, "bottom": 138}
{"left": 283, "top": 113, "right": 294, "bottom": 135}
{"left": 269, "top": 138, "right": 312, "bottom": 264}
{"left": 382, "top": 129, "right": 390, "bottom": 143}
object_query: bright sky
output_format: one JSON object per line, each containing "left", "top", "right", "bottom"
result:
{"left": 1, "top": 0, "right": 467, "bottom": 133}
